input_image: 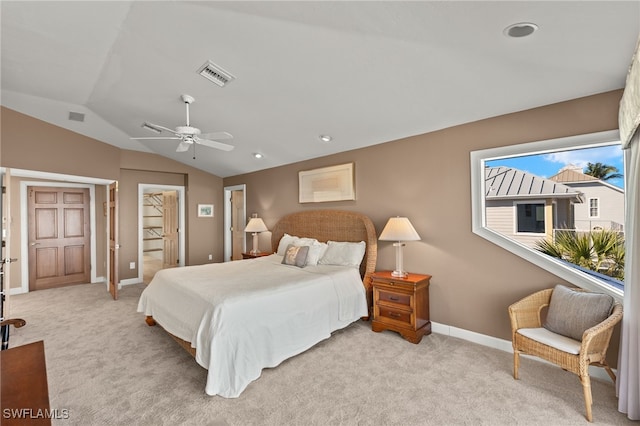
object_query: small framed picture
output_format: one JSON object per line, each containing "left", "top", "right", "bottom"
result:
{"left": 198, "top": 204, "right": 214, "bottom": 218}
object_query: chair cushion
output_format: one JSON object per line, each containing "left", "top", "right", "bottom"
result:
{"left": 517, "top": 327, "right": 581, "bottom": 355}
{"left": 543, "top": 284, "right": 614, "bottom": 341}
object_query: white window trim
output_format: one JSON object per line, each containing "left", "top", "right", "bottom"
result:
{"left": 588, "top": 197, "right": 600, "bottom": 219}
{"left": 471, "top": 130, "right": 623, "bottom": 300}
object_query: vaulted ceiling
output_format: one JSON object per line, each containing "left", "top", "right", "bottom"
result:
{"left": 2, "top": 1, "right": 639, "bottom": 177}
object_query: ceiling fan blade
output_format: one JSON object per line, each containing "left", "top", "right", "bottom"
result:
{"left": 143, "top": 122, "right": 178, "bottom": 135}
{"left": 195, "top": 138, "right": 234, "bottom": 151}
{"left": 131, "top": 137, "right": 181, "bottom": 140}
{"left": 176, "top": 141, "right": 192, "bottom": 152}
{"left": 198, "top": 131, "right": 233, "bottom": 140}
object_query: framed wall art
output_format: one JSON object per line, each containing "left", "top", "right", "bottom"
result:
{"left": 197, "top": 204, "right": 214, "bottom": 217}
{"left": 298, "top": 163, "right": 355, "bottom": 203}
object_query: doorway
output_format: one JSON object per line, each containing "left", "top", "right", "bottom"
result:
{"left": 27, "top": 186, "right": 91, "bottom": 291}
{"left": 138, "top": 184, "right": 185, "bottom": 284}
{"left": 223, "top": 184, "right": 246, "bottom": 262}
{"left": 13, "top": 170, "right": 112, "bottom": 295}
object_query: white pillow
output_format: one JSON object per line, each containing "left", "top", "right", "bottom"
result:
{"left": 305, "top": 242, "right": 328, "bottom": 266}
{"left": 318, "top": 241, "right": 366, "bottom": 268}
{"left": 276, "top": 234, "right": 297, "bottom": 256}
{"left": 276, "top": 234, "right": 318, "bottom": 256}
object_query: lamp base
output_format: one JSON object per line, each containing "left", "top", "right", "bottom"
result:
{"left": 250, "top": 232, "right": 260, "bottom": 255}
{"left": 390, "top": 270, "right": 408, "bottom": 278}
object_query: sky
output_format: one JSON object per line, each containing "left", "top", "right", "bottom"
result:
{"left": 486, "top": 144, "right": 625, "bottom": 189}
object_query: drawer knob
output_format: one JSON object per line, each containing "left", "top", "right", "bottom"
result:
{"left": 390, "top": 312, "right": 401, "bottom": 318}
{"left": 389, "top": 296, "right": 399, "bottom": 301}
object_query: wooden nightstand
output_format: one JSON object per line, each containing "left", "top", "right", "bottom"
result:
{"left": 371, "top": 271, "right": 432, "bottom": 344}
{"left": 241, "top": 252, "right": 271, "bottom": 259}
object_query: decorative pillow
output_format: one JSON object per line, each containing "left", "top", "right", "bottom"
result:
{"left": 543, "top": 284, "right": 614, "bottom": 341}
{"left": 305, "top": 242, "right": 329, "bottom": 266}
{"left": 281, "top": 244, "right": 309, "bottom": 268}
{"left": 318, "top": 241, "right": 366, "bottom": 268}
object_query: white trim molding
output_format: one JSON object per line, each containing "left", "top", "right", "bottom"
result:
{"left": 431, "top": 321, "right": 614, "bottom": 382}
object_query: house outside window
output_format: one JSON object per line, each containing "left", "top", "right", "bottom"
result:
{"left": 589, "top": 198, "right": 600, "bottom": 218}
{"left": 471, "top": 130, "right": 625, "bottom": 298}
{"left": 516, "top": 203, "right": 545, "bottom": 233}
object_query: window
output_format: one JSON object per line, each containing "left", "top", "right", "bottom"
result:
{"left": 589, "top": 198, "right": 600, "bottom": 218}
{"left": 516, "top": 203, "right": 545, "bottom": 233}
{"left": 471, "top": 130, "right": 625, "bottom": 298}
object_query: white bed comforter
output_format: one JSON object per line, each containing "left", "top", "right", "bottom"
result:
{"left": 137, "top": 254, "right": 367, "bottom": 398}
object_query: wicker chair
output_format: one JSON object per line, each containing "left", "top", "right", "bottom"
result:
{"left": 508, "top": 288, "right": 623, "bottom": 422}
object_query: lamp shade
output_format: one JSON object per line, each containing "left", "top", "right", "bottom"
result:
{"left": 245, "top": 217, "right": 268, "bottom": 233}
{"left": 379, "top": 217, "right": 420, "bottom": 241}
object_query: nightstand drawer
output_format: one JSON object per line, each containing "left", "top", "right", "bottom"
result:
{"left": 372, "top": 279, "right": 414, "bottom": 293}
{"left": 378, "top": 306, "right": 412, "bottom": 325}
{"left": 377, "top": 290, "right": 411, "bottom": 307}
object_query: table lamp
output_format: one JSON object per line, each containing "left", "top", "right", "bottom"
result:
{"left": 379, "top": 216, "right": 421, "bottom": 278}
{"left": 245, "top": 215, "right": 268, "bottom": 255}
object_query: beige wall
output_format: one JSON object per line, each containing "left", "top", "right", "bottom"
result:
{"left": 0, "top": 91, "right": 622, "bottom": 362}
{"left": 224, "top": 90, "right": 623, "bottom": 346}
{"left": 1, "top": 107, "right": 121, "bottom": 179}
{"left": 119, "top": 150, "right": 224, "bottom": 270}
{"left": 1, "top": 107, "right": 225, "bottom": 288}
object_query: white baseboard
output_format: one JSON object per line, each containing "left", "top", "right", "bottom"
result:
{"left": 431, "top": 321, "right": 615, "bottom": 382}
{"left": 118, "top": 277, "right": 142, "bottom": 287}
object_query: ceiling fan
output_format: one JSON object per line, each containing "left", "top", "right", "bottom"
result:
{"left": 131, "top": 94, "right": 233, "bottom": 153}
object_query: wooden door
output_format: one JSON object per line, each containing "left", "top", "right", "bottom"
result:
{"left": 108, "top": 182, "right": 119, "bottom": 300}
{"left": 162, "top": 190, "right": 178, "bottom": 269}
{"left": 231, "top": 189, "right": 244, "bottom": 260}
{"left": 28, "top": 186, "right": 90, "bottom": 291}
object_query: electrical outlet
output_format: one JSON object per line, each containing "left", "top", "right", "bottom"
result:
{"left": 129, "top": 262, "right": 135, "bottom": 269}
{"left": 208, "top": 254, "right": 213, "bottom": 260}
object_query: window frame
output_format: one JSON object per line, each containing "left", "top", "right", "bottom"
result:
{"left": 470, "top": 130, "right": 623, "bottom": 300}
{"left": 514, "top": 200, "right": 547, "bottom": 234}
{"left": 588, "top": 197, "right": 600, "bottom": 218}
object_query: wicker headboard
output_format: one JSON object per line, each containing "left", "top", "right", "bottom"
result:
{"left": 271, "top": 210, "right": 378, "bottom": 311}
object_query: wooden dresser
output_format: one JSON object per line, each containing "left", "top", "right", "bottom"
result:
{"left": 1, "top": 340, "right": 52, "bottom": 425}
{"left": 371, "top": 271, "right": 432, "bottom": 344}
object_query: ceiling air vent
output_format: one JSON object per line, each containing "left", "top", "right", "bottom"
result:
{"left": 68, "top": 111, "right": 85, "bottom": 122}
{"left": 197, "top": 61, "right": 235, "bottom": 87}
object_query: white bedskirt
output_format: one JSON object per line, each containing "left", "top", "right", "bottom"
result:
{"left": 137, "top": 255, "right": 367, "bottom": 397}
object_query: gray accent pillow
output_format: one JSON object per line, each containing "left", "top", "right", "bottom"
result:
{"left": 543, "top": 284, "right": 614, "bottom": 341}
{"left": 281, "top": 244, "right": 309, "bottom": 268}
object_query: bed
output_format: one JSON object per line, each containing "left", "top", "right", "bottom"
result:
{"left": 137, "top": 209, "right": 377, "bottom": 398}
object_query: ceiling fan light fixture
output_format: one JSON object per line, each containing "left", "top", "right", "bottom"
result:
{"left": 503, "top": 22, "right": 538, "bottom": 38}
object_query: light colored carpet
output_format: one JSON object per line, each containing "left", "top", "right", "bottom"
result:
{"left": 6, "top": 283, "right": 633, "bottom": 426}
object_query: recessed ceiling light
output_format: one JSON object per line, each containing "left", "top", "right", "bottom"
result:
{"left": 503, "top": 22, "right": 538, "bottom": 38}
{"left": 319, "top": 135, "right": 332, "bottom": 142}
{"left": 253, "top": 153, "right": 263, "bottom": 159}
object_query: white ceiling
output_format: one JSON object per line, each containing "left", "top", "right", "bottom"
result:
{"left": 2, "top": 1, "right": 639, "bottom": 178}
